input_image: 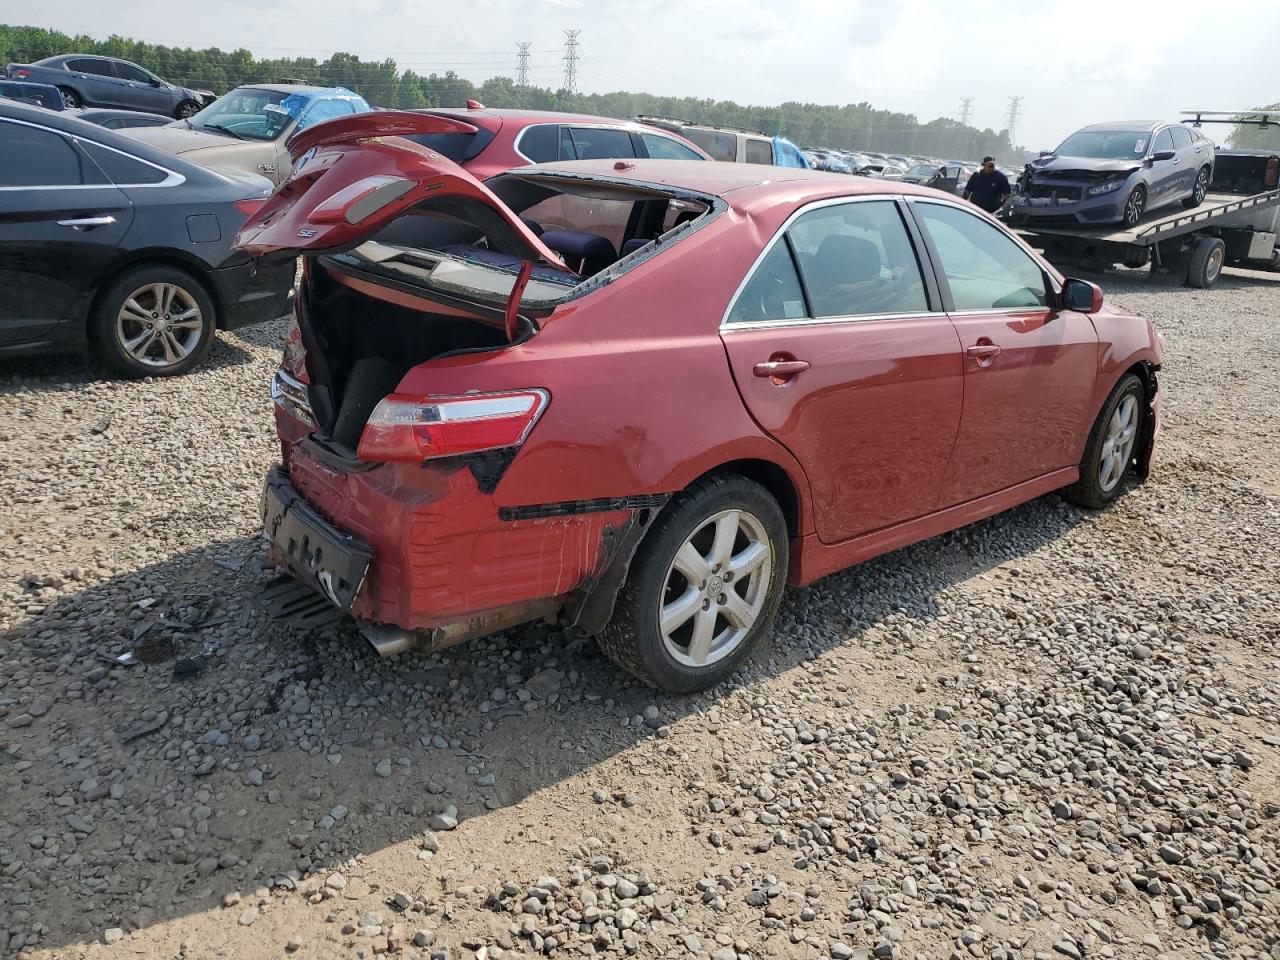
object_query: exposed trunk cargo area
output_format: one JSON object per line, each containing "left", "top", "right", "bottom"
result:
{"left": 301, "top": 262, "right": 510, "bottom": 454}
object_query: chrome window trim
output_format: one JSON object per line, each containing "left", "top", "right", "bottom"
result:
{"left": 720, "top": 193, "right": 933, "bottom": 330}
{"left": 721, "top": 311, "right": 936, "bottom": 333}
{"left": 0, "top": 117, "right": 186, "bottom": 190}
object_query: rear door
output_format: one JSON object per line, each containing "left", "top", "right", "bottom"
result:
{"left": 1169, "top": 125, "right": 1198, "bottom": 196}
{"left": 907, "top": 198, "right": 1097, "bottom": 505}
{"left": 67, "top": 58, "right": 117, "bottom": 106}
{"left": 0, "top": 117, "right": 133, "bottom": 347}
{"left": 720, "top": 197, "right": 964, "bottom": 543}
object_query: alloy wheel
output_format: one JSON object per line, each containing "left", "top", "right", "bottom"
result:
{"left": 1194, "top": 169, "right": 1208, "bottom": 203}
{"left": 658, "top": 509, "right": 772, "bottom": 668}
{"left": 1124, "top": 188, "right": 1145, "bottom": 227}
{"left": 115, "top": 282, "right": 205, "bottom": 369}
{"left": 1098, "top": 394, "right": 1138, "bottom": 492}
{"left": 60, "top": 89, "right": 79, "bottom": 109}
{"left": 178, "top": 102, "right": 199, "bottom": 119}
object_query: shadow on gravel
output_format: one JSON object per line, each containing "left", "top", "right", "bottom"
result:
{"left": 0, "top": 489, "right": 1090, "bottom": 952}
{"left": 0, "top": 327, "right": 263, "bottom": 395}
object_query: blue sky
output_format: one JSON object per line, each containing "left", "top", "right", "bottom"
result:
{"left": 10, "top": 0, "right": 1277, "bottom": 148}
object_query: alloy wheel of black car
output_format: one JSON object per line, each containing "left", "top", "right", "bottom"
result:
{"left": 1184, "top": 167, "right": 1210, "bottom": 208}
{"left": 1122, "top": 185, "right": 1146, "bottom": 228}
{"left": 57, "top": 87, "right": 80, "bottom": 109}
{"left": 90, "top": 265, "right": 216, "bottom": 378}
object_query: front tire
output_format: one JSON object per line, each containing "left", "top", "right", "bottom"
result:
{"left": 598, "top": 474, "right": 788, "bottom": 693}
{"left": 1065, "top": 373, "right": 1145, "bottom": 510}
{"left": 1121, "top": 184, "right": 1146, "bottom": 228}
{"left": 174, "top": 99, "right": 200, "bottom": 119}
{"left": 57, "top": 87, "right": 81, "bottom": 109}
{"left": 1183, "top": 166, "right": 1210, "bottom": 208}
{"left": 90, "top": 265, "right": 216, "bottom": 378}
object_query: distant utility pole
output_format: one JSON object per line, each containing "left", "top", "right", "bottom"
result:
{"left": 562, "top": 29, "right": 581, "bottom": 93}
{"left": 1005, "top": 96, "right": 1024, "bottom": 145}
{"left": 516, "top": 42, "right": 531, "bottom": 86}
{"left": 959, "top": 97, "right": 974, "bottom": 127}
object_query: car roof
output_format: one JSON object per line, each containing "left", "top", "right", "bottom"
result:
{"left": 1079, "top": 121, "right": 1164, "bottom": 132}
{"left": 511, "top": 158, "right": 950, "bottom": 210}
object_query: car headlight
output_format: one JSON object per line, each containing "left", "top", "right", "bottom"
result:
{"left": 1087, "top": 178, "right": 1128, "bottom": 196}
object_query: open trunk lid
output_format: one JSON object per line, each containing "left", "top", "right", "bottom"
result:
{"left": 234, "top": 110, "right": 567, "bottom": 267}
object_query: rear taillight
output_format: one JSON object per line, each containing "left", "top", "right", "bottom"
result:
{"left": 12, "top": 68, "right": 31, "bottom": 78}
{"left": 281, "top": 316, "right": 308, "bottom": 383}
{"left": 233, "top": 197, "right": 268, "bottom": 218}
{"left": 356, "top": 390, "right": 548, "bottom": 463}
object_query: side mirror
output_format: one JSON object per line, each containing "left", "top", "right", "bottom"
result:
{"left": 1151, "top": 150, "right": 1175, "bottom": 162}
{"left": 1063, "top": 278, "right": 1104, "bottom": 314}
{"left": 1038, "top": 150, "right": 1052, "bottom": 157}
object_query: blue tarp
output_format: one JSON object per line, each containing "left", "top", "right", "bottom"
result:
{"left": 773, "top": 137, "right": 809, "bottom": 168}
{"left": 264, "top": 87, "right": 371, "bottom": 131}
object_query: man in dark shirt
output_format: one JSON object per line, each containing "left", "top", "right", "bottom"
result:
{"left": 963, "top": 157, "right": 1011, "bottom": 214}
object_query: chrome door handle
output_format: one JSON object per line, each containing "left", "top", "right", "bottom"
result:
{"left": 57, "top": 215, "right": 117, "bottom": 229}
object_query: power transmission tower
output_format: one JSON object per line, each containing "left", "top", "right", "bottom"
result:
{"left": 562, "top": 30, "right": 581, "bottom": 93}
{"left": 959, "top": 97, "right": 974, "bottom": 126}
{"left": 516, "top": 42, "right": 531, "bottom": 86}
{"left": 1005, "top": 96, "right": 1023, "bottom": 145}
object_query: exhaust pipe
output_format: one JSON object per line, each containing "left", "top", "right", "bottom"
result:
{"left": 362, "top": 624, "right": 418, "bottom": 657}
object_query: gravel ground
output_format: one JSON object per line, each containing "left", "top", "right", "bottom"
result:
{"left": 1, "top": 266, "right": 1278, "bottom": 960}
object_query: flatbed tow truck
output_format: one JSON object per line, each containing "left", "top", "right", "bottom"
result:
{"left": 1006, "top": 111, "right": 1280, "bottom": 288}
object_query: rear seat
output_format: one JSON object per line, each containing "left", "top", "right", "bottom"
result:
{"left": 539, "top": 229, "right": 617, "bottom": 277}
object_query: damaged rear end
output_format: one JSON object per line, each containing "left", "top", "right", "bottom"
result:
{"left": 239, "top": 112, "right": 700, "bottom": 656}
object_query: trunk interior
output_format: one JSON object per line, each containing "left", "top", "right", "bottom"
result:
{"left": 301, "top": 263, "right": 509, "bottom": 455}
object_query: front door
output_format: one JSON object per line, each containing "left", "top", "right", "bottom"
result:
{"left": 1148, "top": 127, "right": 1180, "bottom": 208}
{"left": 0, "top": 118, "right": 133, "bottom": 347}
{"left": 908, "top": 199, "right": 1098, "bottom": 506}
{"left": 112, "top": 61, "right": 171, "bottom": 114}
{"left": 720, "top": 197, "right": 964, "bottom": 543}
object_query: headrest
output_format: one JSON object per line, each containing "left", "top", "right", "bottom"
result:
{"left": 814, "top": 234, "right": 880, "bottom": 283}
{"left": 540, "top": 229, "right": 617, "bottom": 276}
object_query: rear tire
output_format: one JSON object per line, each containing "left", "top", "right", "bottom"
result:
{"left": 1064, "top": 373, "right": 1145, "bottom": 510}
{"left": 174, "top": 99, "right": 200, "bottom": 119}
{"left": 1187, "top": 236, "right": 1225, "bottom": 288}
{"left": 57, "top": 87, "right": 81, "bottom": 109}
{"left": 1121, "top": 184, "right": 1146, "bottom": 228}
{"left": 597, "top": 474, "right": 788, "bottom": 693}
{"left": 1182, "top": 166, "right": 1210, "bottom": 208}
{"left": 90, "top": 265, "right": 217, "bottom": 378}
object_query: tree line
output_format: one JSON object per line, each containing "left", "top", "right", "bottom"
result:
{"left": 2, "top": 23, "right": 1027, "bottom": 161}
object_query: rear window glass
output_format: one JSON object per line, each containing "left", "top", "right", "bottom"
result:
{"left": 685, "top": 128, "right": 736, "bottom": 162}
{"left": 1170, "top": 126, "right": 1193, "bottom": 148}
{"left": 0, "top": 121, "right": 95, "bottom": 186}
{"left": 728, "top": 241, "right": 806, "bottom": 324}
{"left": 517, "top": 124, "right": 558, "bottom": 163}
{"left": 70, "top": 58, "right": 113, "bottom": 77}
{"left": 402, "top": 127, "right": 496, "bottom": 163}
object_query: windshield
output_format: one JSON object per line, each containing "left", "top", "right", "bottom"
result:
{"left": 189, "top": 88, "right": 292, "bottom": 141}
{"left": 1053, "top": 129, "right": 1150, "bottom": 160}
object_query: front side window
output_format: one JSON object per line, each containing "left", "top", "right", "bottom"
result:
{"left": 727, "top": 240, "right": 807, "bottom": 324}
{"left": 786, "top": 200, "right": 928, "bottom": 318}
{"left": 640, "top": 132, "right": 703, "bottom": 160}
{"left": 0, "top": 122, "right": 94, "bottom": 186}
{"left": 1152, "top": 128, "right": 1175, "bottom": 154}
{"left": 564, "top": 127, "right": 636, "bottom": 161}
{"left": 744, "top": 139, "right": 773, "bottom": 165}
{"left": 113, "top": 62, "right": 153, "bottom": 84}
{"left": 915, "top": 201, "right": 1047, "bottom": 311}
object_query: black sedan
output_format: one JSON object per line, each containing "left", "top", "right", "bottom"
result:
{"left": 0, "top": 100, "right": 295, "bottom": 377}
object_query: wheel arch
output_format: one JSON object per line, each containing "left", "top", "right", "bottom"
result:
{"left": 87, "top": 252, "right": 225, "bottom": 334}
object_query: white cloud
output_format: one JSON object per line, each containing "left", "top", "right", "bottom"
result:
{"left": 13, "top": 0, "right": 1276, "bottom": 147}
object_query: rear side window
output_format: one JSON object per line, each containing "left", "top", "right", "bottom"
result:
{"left": 1170, "top": 126, "right": 1193, "bottom": 148}
{"left": 70, "top": 58, "right": 113, "bottom": 77}
{"left": 684, "top": 128, "right": 736, "bottom": 161}
{"left": 640, "top": 132, "right": 703, "bottom": 160}
{"left": 744, "top": 139, "right": 773, "bottom": 165}
{"left": 787, "top": 200, "right": 928, "bottom": 318}
{"left": 517, "top": 124, "right": 559, "bottom": 163}
{"left": 727, "top": 240, "right": 807, "bottom": 324}
{"left": 0, "top": 122, "right": 95, "bottom": 186}
{"left": 80, "top": 140, "right": 169, "bottom": 184}
{"left": 915, "top": 201, "right": 1047, "bottom": 310}
{"left": 563, "top": 127, "right": 636, "bottom": 160}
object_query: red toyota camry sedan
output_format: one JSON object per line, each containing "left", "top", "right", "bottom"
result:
{"left": 240, "top": 113, "right": 1161, "bottom": 693}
